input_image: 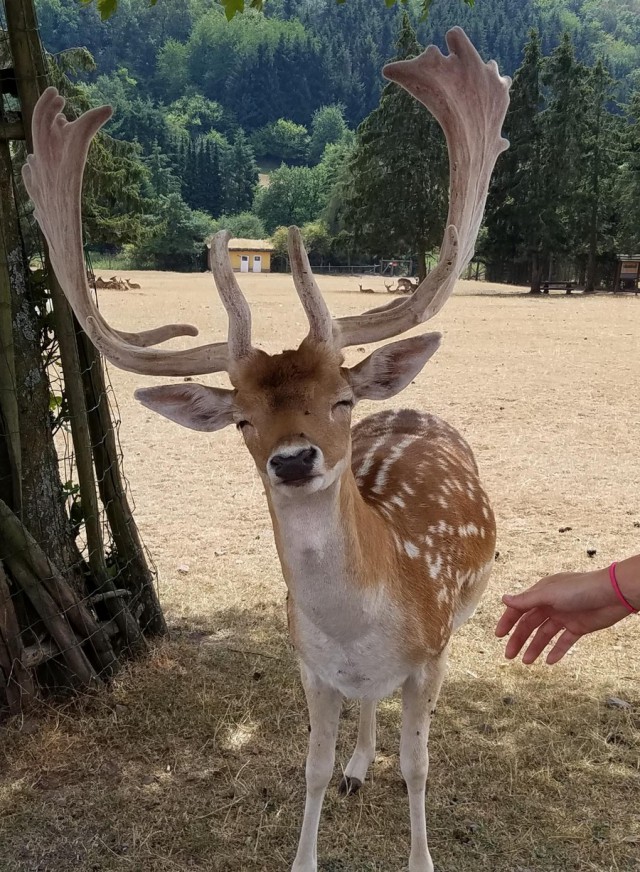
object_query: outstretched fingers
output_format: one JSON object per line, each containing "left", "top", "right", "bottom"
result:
{"left": 495, "top": 603, "right": 523, "bottom": 638}
{"left": 546, "top": 629, "right": 581, "bottom": 664}
{"left": 503, "top": 607, "right": 549, "bottom": 659}
{"left": 500, "top": 607, "right": 582, "bottom": 664}
{"left": 521, "top": 619, "right": 564, "bottom": 664}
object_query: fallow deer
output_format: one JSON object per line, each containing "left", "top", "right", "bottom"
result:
{"left": 396, "top": 276, "right": 419, "bottom": 293}
{"left": 23, "top": 28, "right": 510, "bottom": 872}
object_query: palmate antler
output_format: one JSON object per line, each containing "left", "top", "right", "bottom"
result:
{"left": 22, "top": 89, "right": 245, "bottom": 375}
{"left": 23, "top": 28, "right": 509, "bottom": 377}
{"left": 295, "top": 26, "right": 511, "bottom": 349}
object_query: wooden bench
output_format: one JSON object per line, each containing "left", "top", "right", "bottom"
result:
{"left": 542, "top": 281, "right": 575, "bottom": 294}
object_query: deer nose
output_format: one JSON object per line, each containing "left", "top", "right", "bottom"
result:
{"left": 269, "top": 447, "right": 318, "bottom": 482}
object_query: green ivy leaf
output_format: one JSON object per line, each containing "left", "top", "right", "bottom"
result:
{"left": 96, "top": 0, "right": 118, "bottom": 21}
{"left": 221, "top": 0, "right": 246, "bottom": 21}
{"left": 78, "top": 0, "right": 476, "bottom": 21}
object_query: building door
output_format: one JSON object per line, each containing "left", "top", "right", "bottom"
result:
{"left": 240, "top": 255, "right": 249, "bottom": 273}
{"left": 252, "top": 255, "right": 262, "bottom": 273}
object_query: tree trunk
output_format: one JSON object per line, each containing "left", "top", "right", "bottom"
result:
{"left": 1, "top": 125, "right": 85, "bottom": 589}
{"left": 416, "top": 240, "right": 427, "bottom": 282}
{"left": 0, "top": 0, "right": 167, "bottom": 713}
{"left": 529, "top": 252, "right": 542, "bottom": 293}
{"left": 0, "top": 139, "right": 22, "bottom": 514}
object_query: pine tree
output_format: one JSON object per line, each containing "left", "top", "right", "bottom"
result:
{"left": 483, "top": 30, "right": 545, "bottom": 288}
{"left": 144, "top": 141, "right": 181, "bottom": 197}
{"left": 342, "top": 13, "right": 448, "bottom": 280}
{"left": 207, "top": 141, "right": 225, "bottom": 218}
{"left": 223, "top": 132, "right": 259, "bottom": 215}
{"left": 579, "top": 59, "right": 618, "bottom": 292}
{"left": 615, "top": 90, "right": 640, "bottom": 255}
{"left": 539, "top": 33, "right": 590, "bottom": 276}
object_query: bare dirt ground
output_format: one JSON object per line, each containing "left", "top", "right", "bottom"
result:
{"left": 2, "top": 272, "right": 639, "bottom": 872}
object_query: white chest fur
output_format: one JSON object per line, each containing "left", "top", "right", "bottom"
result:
{"left": 269, "top": 484, "right": 410, "bottom": 699}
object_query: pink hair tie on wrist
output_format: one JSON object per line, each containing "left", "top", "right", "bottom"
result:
{"left": 609, "top": 562, "right": 639, "bottom": 614}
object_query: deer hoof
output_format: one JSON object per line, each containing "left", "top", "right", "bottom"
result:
{"left": 338, "top": 775, "right": 362, "bottom": 796}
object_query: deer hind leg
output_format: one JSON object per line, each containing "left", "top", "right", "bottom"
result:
{"left": 292, "top": 665, "right": 343, "bottom": 872}
{"left": 339, "top": 699, "right": 377, "bottom": 795}
{"left": 400, "top": 650, "right": 449, "bottom": 872}
{"left": 451, "top": 561, "right": 493, "bottom": 633}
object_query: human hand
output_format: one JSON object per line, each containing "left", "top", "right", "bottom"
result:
{"left": 495, "top": 568, "right": 630, "bottom": 664}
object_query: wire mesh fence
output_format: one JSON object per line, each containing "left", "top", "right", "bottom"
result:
{"left": 0, "top": 2, "right": 165, "bottom": 719}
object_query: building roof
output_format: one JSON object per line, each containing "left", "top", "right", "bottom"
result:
{"left": 207, "top": 236, "right": 274, "bottom": 252}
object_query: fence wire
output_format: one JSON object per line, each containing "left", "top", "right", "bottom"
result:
{"left": 0, "top": 9, "right": 163, "bottom": 717}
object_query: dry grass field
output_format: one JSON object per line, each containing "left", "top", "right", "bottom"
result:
{"left": 1, "top": 272, "right": 639, "bottom": 872}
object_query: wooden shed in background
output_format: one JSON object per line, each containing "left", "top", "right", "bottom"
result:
{"left": 613, "top": 255, "right": 640, "bottom": 292}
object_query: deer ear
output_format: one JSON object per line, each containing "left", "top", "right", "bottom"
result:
{"left": 346, "top": 333, "right": 442, "bottom": 401}
{"left": 134, "top": 384, "right": 236, "bottom": 432}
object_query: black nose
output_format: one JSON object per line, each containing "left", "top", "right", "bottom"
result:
{"left": 270, "top": 447, "right": 318, "bottom": 482}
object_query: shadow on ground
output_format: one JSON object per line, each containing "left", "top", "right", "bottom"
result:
{"left": 1, "top": 606, "right": 638, "bottom": 872}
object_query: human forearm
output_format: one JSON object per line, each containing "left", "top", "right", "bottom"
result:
{"left": 495, "top": 552, "right": 640, "bottom": 665}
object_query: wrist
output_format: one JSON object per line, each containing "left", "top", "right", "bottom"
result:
{"left": 609, "top": 562, "right": 640, "bottom": 613}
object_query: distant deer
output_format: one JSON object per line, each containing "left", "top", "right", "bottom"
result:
{"left": 358, "top": 283, "right": 375, "bottom": 293}
{"left": 24, "top": 28, "right": 510, "bottom": 872}
{"left": 126, "top": 278, "right": 141, "bottom": 289}
{"left": 396, "top": 277, "right": 418, "bottom": 293}
{"left": 384, "top": 280, "right": 395, "bottom": 293}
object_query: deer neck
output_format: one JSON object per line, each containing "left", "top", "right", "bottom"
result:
{"left": 265, "top": 464, "right": 394, "bottom": 603}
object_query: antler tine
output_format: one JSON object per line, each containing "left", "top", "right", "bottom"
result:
{"left": 287, "top": 226, "right": 333, "bottom": 345}
{"left": 334, "top": 28, "right": 511, "bottom": 348}
{"left": 209, "top": 230, "right": 254, "bottom": 362}
{"left": 22, "top": 88, "right": 231, "bottom": 376}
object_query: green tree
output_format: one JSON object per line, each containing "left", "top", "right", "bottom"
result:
{"left": 223, "top": 131, "right": 260, "bottom": 214}
{"left": 301, "top": 220, "right": 331, "bottom": 262}
{"left": 82, "top": 0, "right": 476, "bottom": 24}
{"left": 342, "top": 13, "right": 448, "bottom": 280}
{"left": 483, "top": 30, "right": 546, "bottom": 289}
{"left": 309, "top": 104, "right": 350, "bottom": 164}
{"left": 254, "top": 164, "right": 326, "bottom": 232}
{"left": 538, "top": 33, "right": 590, "bottom": 273}
{"left": 579, "top": 59, "right": 619, "bottom": 292}
{"left": 251, "top": 118, "right": 310, "bottom": 163}
{"left": 130, "top": 192, "right": 213, "bottom": 271}
{"left": 210, "top": 211, "right": 267, "bottom": 238}
{"left": 155, "top": 38, "right": 190, "bottom": 102}
{"left": 165, "top": 94, "right": 229, "bottom": 139}
{"left": 616, "top": 90, "right": 640, "bottom": 254}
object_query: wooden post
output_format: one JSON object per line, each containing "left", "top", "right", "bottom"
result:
{"left": 0, "top": 562, "right": 35, "bottom": 714}
{"left": 78, "top": 333, "right": 167, "bottom": 637}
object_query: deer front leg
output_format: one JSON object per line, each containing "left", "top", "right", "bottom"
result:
{"left": 292, "top": 665, "right": 343, "bottom": 872}
{"left": 400, "top": 651, "right": 449, "bottom": 872}
{"left": 339, "top": 699, "right": 377, "bottom": 795}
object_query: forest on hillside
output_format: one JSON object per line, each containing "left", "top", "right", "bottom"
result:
{"left": 33, "top": 0, "right": 640, "bottom": 287}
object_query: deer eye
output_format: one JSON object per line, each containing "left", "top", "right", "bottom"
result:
{"left": 332, "top": 399, "right": 354, "bottom": 411}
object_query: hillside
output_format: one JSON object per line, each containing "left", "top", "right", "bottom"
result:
{"left": 37, "top": 0, "right": 640, "bottom": 132}
{"left": 29, "top": 0, "right": 640, "bottom": 281}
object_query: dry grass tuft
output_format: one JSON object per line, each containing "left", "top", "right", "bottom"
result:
{"left": 1, "top": 273, "right": 639, "bottom": 872}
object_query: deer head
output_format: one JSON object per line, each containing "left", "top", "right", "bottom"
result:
{"left": 23, "top": 28, "right": 510, "bottom": 498}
